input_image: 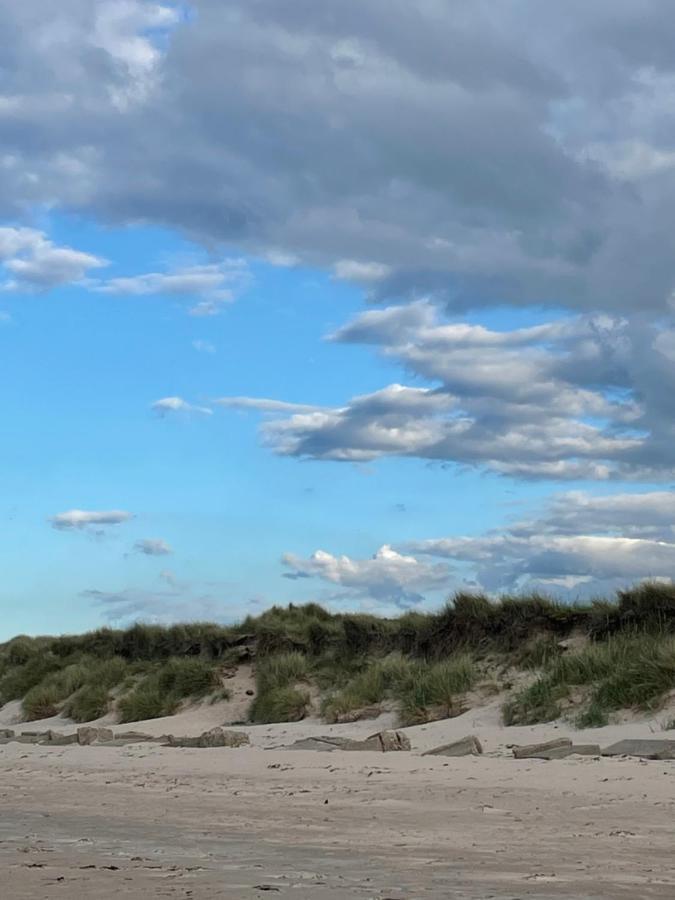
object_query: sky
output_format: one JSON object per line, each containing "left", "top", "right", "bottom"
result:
{"left": 2, "top": 1, "right": 675, "bottom": 637}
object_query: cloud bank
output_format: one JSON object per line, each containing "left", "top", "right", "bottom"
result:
{"left": 6, "top": 2, "right": 675, "bottom": 313}
{"left": 286, "top": 491, "right": 675, "bottom": 605}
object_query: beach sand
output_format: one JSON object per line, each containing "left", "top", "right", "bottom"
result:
{"left": 2, "top": 700, "right": 675, "bottom": 898}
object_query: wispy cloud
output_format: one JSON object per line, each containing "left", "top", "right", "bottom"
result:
{"left": 95, "top": 260, "right": 252, "bottom": 316}
{"left": 50, "top": 509, "right": 133, "bottom": 531}
{"left": 213, "top": 397, "right": 325, "bottom": 414}
{"left": 192, "top": 339, "right": 216, "bottom": 354}
{"left": 151, "top": 396, "right": 212, "bottom": 417}
{"left": 134, "top": 538, "right": 172, "bottom": 556}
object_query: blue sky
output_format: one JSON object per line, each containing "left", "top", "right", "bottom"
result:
{"left": 2, "top": 2, "right": 675, "bottom": 637}
{"left": 0, "top": 215, "right": 561, "bottom": 636}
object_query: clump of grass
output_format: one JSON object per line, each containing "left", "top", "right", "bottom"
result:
{"left": 156, "top": 657, "right": 220, "bottom": 699}
{"left": 17, "top": 656, "right": 129, "bottom": 722}
{"left": 249, "top": 652, "right": 311, "bottom": 723}
{"left": 118, "top": 676, "right": 178, "bottom": 723}
{"left": 22, "top": 683, "right": 63, "bottom": 720}
{"left": 395, "top": 656, "right": 476, "bottom": 725}
{"left": 322, "top": 654, "right": 476, "bottom": 726}
{"left": 321, "top": 654, "right": 413, "bottom": 722}
{"left": 249, "top": 686, "right": 310, "bottom": 724}
{"left": 64, "top": 684, "right": 111, "bottom": 723}
{"left": 254, "top": 652, "right": 308, "bottom": 693}
{"left": 502, "top": 677, "right": 566, "bottom": 725}
{"left": 117, "top": 657, "right": 220, "bottom": 723}
{"left": 591, "top": 638, "right": 675, "bottom": 711}
{"left": 575, "top": 699, "right": 609, "bottom": 729}
{"left": 514, "top": 634, "right": 564, "bottom": 670}
{"left": 0, "top": 652, "right": 64, "bottom": 703}
{"left": 504, "top": 634, "right": 675, "bottom": 726}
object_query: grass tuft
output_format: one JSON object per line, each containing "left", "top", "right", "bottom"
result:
{"left": 64, "top": 685, "right": 111, "bottom": 723}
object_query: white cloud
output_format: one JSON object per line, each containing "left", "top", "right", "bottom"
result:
{"left": 134, "top": 538, "right": 172, "bottom": 556}
{"left": 96, "top": 260, "right": 251, "bottom": 316}
{"left": 405, "top": 490, "right": 675, "bottom": 596}
{"left": 282, "top": 544, "right": 452, "bottom": 608}
{"left": 0, "top": 226, "right": 107, "bottom": 290}
{"left": 281, "top": 490, "right": 675, "bottom": 606}
{"left": 50, "top": 509, "right": 133, "bottom": 531}
{"left": 214, "top": 396, "right": 325, "bottom": 414}
{"left": 151, "top": 396, "right": 212, "bottom": 417}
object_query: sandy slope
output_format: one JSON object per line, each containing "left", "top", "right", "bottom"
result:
{"left": 3, "top": 699, "right": 675, "bottom": 898}
{"left": 3, "top": 691, "right": 675, "bottom": 754}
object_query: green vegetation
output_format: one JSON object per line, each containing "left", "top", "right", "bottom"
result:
{"left": 322, "top": 653, "right": 476, "bottom": 725}
{"left": 504, "top": 633, "right": 675, "bottom": 726}
{"left": 249, "top": 652, "right": 310, "bottom": 723}
{"left": 118, "top": 678, "right": 175, "bottom": 723}
{"left": 249, "top": 685, "right": 310, "bottom": 724}
{"left": 64, "top": 685, "right": 111, "bottom": 723}
{"left": 118, "top": 658, "right": 224, "bottom": 723}
{"left": 4, "top": 582, "right": 675, "bottom": 728}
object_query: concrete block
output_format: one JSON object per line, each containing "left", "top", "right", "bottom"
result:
{"left": 513, "top": 738, "right": 572, "bottom": 759}
{"left": 423, "top": 735, "right": 483, "bottom": 757}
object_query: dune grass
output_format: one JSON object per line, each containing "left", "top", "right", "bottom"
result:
{"left": 6, "top": 582, "right": 675, "bottom": 729}
{"left": 63, "top": 685, "right": 112, "bottom": 723}
{"left": 249, "top": 651, "right": 311, "bottom": 723}
{"left": 322, "top": 653, "right": 476, "bottom": 725}
{"left": 117, "top": 657, "right": 224, "bottom": 723}
{"left": 503, "top": 633, "right": 675, "bottom": 726}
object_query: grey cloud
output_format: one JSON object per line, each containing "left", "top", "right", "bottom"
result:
{"left": 82, "top": 586, "right": 227, "bottom": 625}
{"left": 405, "top": 489, "right": 675, "bottom": 596}
{"left": 217, "top": 304, "right": 672, "bottom": 480}
{"left": 5, "top": 3, "right": 675, "bottom": 311}
{"left": 134, "top": 538, "right": 173, "bottom": 556}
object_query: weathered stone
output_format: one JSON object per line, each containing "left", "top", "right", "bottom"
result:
{"left": 530, "top": 743, "right": 601, "bottom": 760}
{"left": 284, "top": 737, "right": 350, "bottom": 751}
{"left": 335, "top": 705, "right": 382, "bottom": 724}
{"left": 16, "top": 733, "right": 44, "bottom": 744}
{"left": 422, "top": 735, "right": 483, "bottom": 757}
{"left": 113, "top": 731, "right": 161, "bottom": 743}
{"left": 19, "top": 730, "right": 54, "bottom": 744}
{"left": 166, "top": 727, "right": 250, "bottom": 749}
{"left": 77, "top": 726, "right": 114, "bottom": 746}
{"left": 0, "top": 728, "right": 15, "bottom": 739}
{"left": 49, "top": 732, "right": 79, "bottom": 746}
{"left": 365, "top": 730, "right": 411, "bottom": 752}
{"left": 284, "top": 731, "right": 410, "bottom": 752}
{"left": 513, "top": 738, "right": 572, "bottom": 759}
{"left": 601, "top": 739, "right": 675, "bottom": 760}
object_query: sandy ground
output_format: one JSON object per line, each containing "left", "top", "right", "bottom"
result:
{"left": 3, "top": 699, "right": 675, "bottom": 898}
